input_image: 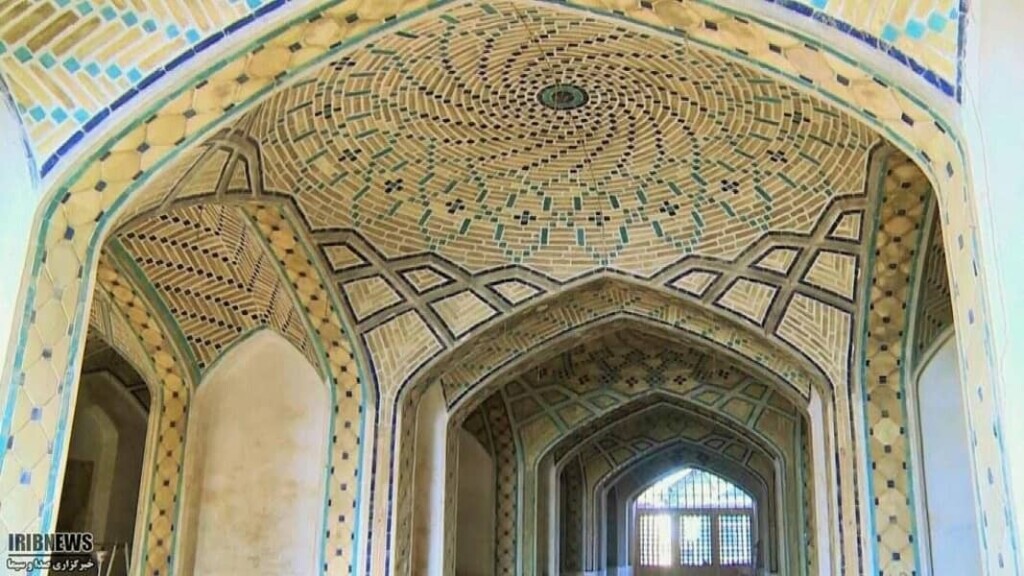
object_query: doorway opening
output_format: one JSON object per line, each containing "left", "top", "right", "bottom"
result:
{"left": 54, "top": 331, "right": 151, "bottom": 576}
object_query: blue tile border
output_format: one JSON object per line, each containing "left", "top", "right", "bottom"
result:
{"left": 763, "top": 0, "right": 961, "bottom": 99}
{"left": 32, "top": 0, "right": 965, "bottom": 179}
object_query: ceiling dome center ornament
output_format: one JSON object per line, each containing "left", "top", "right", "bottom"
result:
{"left": 538, "top": 83, "right": 589, "bottom": 111}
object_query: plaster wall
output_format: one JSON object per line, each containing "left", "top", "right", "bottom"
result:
{"left": 456, "top": 429, "right": 495, "bottom": 576}
{"left": 918, "top": 337, "right": 983, "bottom": 576}
{"left": 0, "top": 86, "right": 37, "bottom": 389}
{"left": 179, "top": 331, "right": 329, "bottom": 576}
{"left": 412, "top": 383, "right": 448, "bottom": 576}
{"left": 962, "top": 2, "right": 1024, "bottom": 566}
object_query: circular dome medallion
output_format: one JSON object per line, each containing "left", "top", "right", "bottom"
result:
{"left": 538, "top": 83, "right": 589, "bottom": 110}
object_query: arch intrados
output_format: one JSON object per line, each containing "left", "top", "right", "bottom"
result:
{"left": 549, "top": 396, "right": 785, "bottom": 474}
{"left": 449, "top": 318, "right": 810, "bottom": 441}
{"left": 82, "top": 326, "right": 160, "bottom": 399}
{"left": 436, "top": 279, "right": 820, "bottom": 421}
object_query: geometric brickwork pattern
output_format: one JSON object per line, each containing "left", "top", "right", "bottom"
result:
{"left": 0, "top": 0, "right": 962, "bottom": 171}
{"left": 250, "top": 1, "right": 876, "bottom": 283}
{"left": 92, "top": 254, "right": 193, "bottom": 576}
{"left": 498, "top": 330, "right": 801, "bottom": 468}
{"left": 912, "top": 209, "right": 954, "bottom": 362}
{"left": 391, "top": 379, "right": 432, "bottom": 576}
{"left": 480, "top": 391, "right": 519, "bottom": 576}
{"left": 119, "top": 106, "right": 866, "bottom": 419}
{"left": 429, "top": 276, "right": 826, "bottom": 409}
{"left": 119, "top": 203, "right": 319, "bottom": 371}
{"left": 430, "top": 388, "right": 520, "bottom": 576}
{"left": 801, "top": 418, "right": 818, "bottom": 576}
{"left": 392, "top": 384, "right": 426, "bottom": 576}
{"left": 87, "top": 286, "right": 160, "bottom": 398}
{"left": 0, "top": 1, "right": 1014, "bottom": 575}
{"left": 860, "top": 151, "right": 931, "bottom": 576}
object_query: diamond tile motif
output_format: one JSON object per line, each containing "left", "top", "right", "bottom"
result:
{"left": 253, "top": 2, "right": 874, "bottom": 281}
{"left": 828, "top": 211, "right": 864, "bottom": 242}
{"left": 489, "top": 280, "right": 542, "bottom": 306}
{"left": 322, "top": 244, "right": 366, "bottom": 272}
{"left": 803, "top": 250, "right": 858, "bottom": 301}
{"left": 430, "top": 291, "right": 498, "bottom": 338}
{"left": 0, "top": 1, "right": 1012, "bottom": 575}
{"left": 669, "top": 270, "right": 720, "bottom": 297}
{"left": 716, "top": 279, "right": 778, "bottom": 325}
{"left": 754, "top": 247, "right": 801, "bottom": 276}
{"left": 861, "top": 152, "right": 931, "bottom": 576}
{"left": 402, "top": 267, "right": 453, "bottom": 294}
{"left": 342, "top": 276, "right": 403, "bottom": 322}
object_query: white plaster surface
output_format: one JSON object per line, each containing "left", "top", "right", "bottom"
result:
{"left": 412, "top": 383, "right": 448, "bottom": 576}
{"left": 181, "top": 331, "right": 329, "bottom": 576}
{"left": 918, "top": 338, "right": 983, "bottom": 576}
{"left": 962, "top": 2, "right": 1024, "bottom": 566}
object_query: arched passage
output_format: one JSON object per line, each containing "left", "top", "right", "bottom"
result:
{"left": 0, "top": 2, "right": 1017, "bottom": 576}
{"left": 178, "top": 330, "right": 330, "bottom": 575}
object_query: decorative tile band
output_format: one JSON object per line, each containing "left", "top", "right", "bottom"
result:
{"left": 0, "top": 0, "right": 963, "bottom": 179}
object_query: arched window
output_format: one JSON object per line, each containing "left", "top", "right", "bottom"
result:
{"left": 635, "top": 469, "right": 755, "bottom": 575}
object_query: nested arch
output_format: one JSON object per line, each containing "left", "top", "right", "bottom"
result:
{"left": 609, "top": 442, "right": 775, "bottom": 569}
{"left": 543, "top": 399, "right": 792, "bottom": 575}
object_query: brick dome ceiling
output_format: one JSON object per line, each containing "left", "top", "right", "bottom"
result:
{"left": 233, "top": 0, "right": 878, "bottom": 280}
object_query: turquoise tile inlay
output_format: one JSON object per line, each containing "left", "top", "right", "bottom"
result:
{"left": 928, "top": 12, "right": 949, "bottom": 33}
{"left": 905, "top": 19, "right": 927, "bottom": 40}
{"left": 63, "top": 58, "right": 81, "bottom": 73}
{"left": 13, "top": 46, "right": 32, "bottom": 64}
{"left": 100, "top": 6, "right": 117, "bottom": 21}
{"left": 881, "top": 24, "right": 901, "bottom": 43}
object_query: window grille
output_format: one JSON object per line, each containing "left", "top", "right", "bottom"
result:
{"left": 634, "top": 468, "right": 755, "bottom": 572}
{"left": 638, "top": 514, "right": 672, "bottom": 566}
{"left": 679, "top": 514, "right": 712, "bottom": 566}
{"left": 718, "top": 514, "right": 753, "bottom": 565}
